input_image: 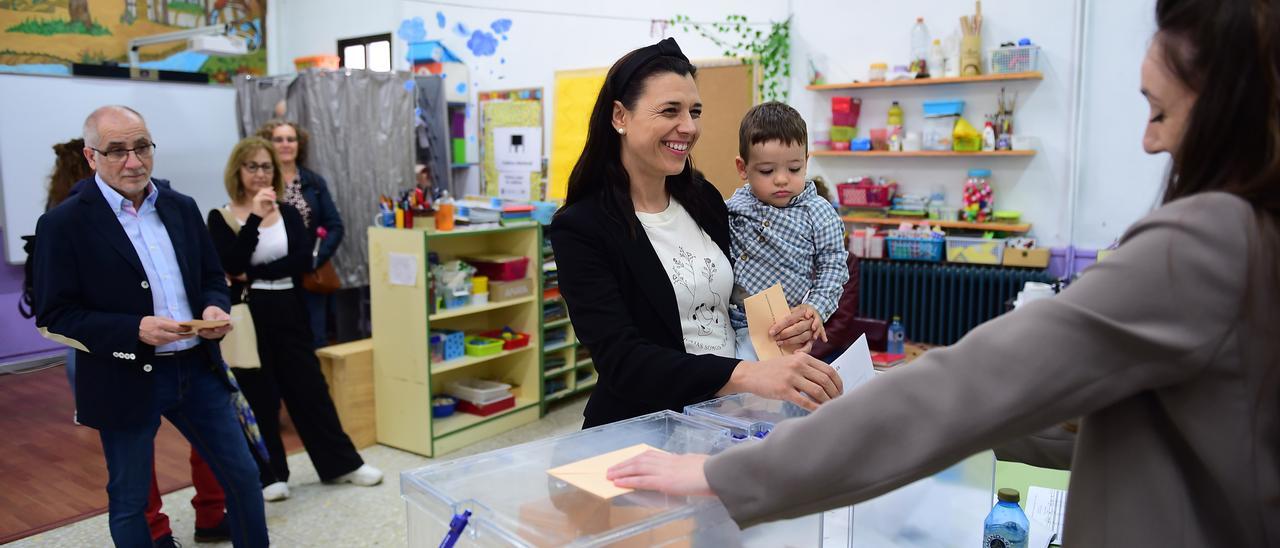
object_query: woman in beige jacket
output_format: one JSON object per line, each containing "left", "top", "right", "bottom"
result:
{"left": 607, "top": 0, "right": 1280, "bottom": 545}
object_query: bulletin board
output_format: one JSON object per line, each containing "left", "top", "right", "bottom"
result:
{"left": 547, "top": 61, "right": 755, "bottom": 201}
{"left": 479, "top": 88, "right": 544, "bottom": 201}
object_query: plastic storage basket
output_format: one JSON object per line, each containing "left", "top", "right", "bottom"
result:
{"left": 463, "top": 336, "right": 504, "bottom": 357}
{"left": 837, "top": 180, "right": 896, "bottom": 208}
{"left": 946, "top": 236, "right": 1006, "bottom": 264}
{"left": 479, "top": 329, "right": 531, "bottom": 350}
{"left": 429, "top": 329, "right": 465, "bottom": 361}
{"left": 886, "top": 237, "right": 945, "bottom": 262}
{"left": 990, "top": 45, "right": 1040, "bottom": 73}
{"left": 445, "top": 378, "right": 511, "bottom": 405}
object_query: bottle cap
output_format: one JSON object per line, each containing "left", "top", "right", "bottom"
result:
{"left": 997, "top": 488, "right": 1020, "bottom": 503}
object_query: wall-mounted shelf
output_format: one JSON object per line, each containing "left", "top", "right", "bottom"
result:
{"left": 842, "top": 216, "right": 1032, "bottom": 233}
{"left": 813, "top": 150, "right": 1035, "bottom": 158}
{"left": 806, "top": 71, "right": 1043, "bottom": 91}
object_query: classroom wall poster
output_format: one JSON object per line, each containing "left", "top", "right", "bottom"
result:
{"left": 549, "top": 68, "right": 606, "bottom": 200}
{"left": 479, "top": 92, "right": 542, "bottom": 200}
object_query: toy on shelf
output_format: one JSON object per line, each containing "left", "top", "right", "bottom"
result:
{"left": 963, "top": 169, "right": 994, "bottom": 222}
{"left": 479, "top": 326, "right": 531, "bottom": 350}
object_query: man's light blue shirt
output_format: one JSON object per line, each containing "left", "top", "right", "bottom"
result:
{"left": 95, "top": 175, "right": 196, "bottom": 353}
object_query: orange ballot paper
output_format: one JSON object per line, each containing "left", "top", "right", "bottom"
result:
{"left": 743, "top": 283, "right": 790, "bottom": 360}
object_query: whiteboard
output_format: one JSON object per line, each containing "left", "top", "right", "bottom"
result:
{"left": 0, "top": 74, "right": 240, "bottom": 264}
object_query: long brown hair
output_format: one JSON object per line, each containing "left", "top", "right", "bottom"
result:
{"left": 1156, "top": 0, "right": 1280, "bottom": 215}
{"left": 559, "top": 40, "right": 719, "bottom": 236}
{"left": 46, "top": 138, "right": 92, "bottom": 211}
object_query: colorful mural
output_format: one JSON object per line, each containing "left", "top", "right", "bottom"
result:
{"left": 0, "top": 0, "right": 265, "bottom": 82}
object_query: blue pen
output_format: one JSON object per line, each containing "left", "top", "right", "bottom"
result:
{"left": 439, "top": 509, "right": 471, "bottom": 548}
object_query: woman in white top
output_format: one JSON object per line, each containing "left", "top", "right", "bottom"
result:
{"left": 207, "top": 137, "right": 381, "bottom": 502}
{"left": 548, "top": 38, "right": 843, "bottom": 428}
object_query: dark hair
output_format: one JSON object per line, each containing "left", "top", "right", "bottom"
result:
{"left": 1155, "top": 0, "right": 1279, "bottom": 215}
{"left": 560, "top": 40, "right": 718, "bottom": 235}
{"left": 46, "top": 137, "right": 92, "bottom": 211}
{"left": 738, "top": 101, "right": 808, "bottom": 163}
{"left": 256, "top": 119, "right": 310, "bottom": 168}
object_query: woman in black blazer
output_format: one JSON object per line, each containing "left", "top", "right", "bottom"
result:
{"left": 549, "top": 38, "right": 842, "bottom": 428}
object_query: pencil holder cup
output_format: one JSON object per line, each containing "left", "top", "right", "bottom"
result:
{"left": 961, "top": 36, "right": 983, "bottom": 76}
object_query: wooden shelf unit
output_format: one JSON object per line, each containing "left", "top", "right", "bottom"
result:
{"left": 540, "top": 228, "right": 594, "bottom": 413}
{"left": 368, "top": 224, "right": 542, "bottom": 457}
{"left": 841, "top": 216, "right": 1032, "bottom": 233}
{"left": 806, "top": 71, "right": 1043, "bottom": 91}
{"left": 812, "top": 150, "right": 1035, "bottom": 158}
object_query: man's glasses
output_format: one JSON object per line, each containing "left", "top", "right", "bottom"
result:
{"left": 271, "top": 136, "right": 297, "bottom": 144}
{"left": 242, "top": 162, "right": 275, "bottom": 174}
{"left": 91, "top": 143, "right": 157, "bottom": 163}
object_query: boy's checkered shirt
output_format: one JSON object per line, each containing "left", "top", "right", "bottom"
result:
{"left": 726, "top": 181, "right": 849, "bottom": 329}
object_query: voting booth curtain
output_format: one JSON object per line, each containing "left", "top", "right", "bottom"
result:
{"left": 234, "top": 70, "right": 415, "bottom": 287}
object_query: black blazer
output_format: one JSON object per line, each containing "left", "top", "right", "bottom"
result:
{"left": 206, "top": 203, "right": 312, "bottom": 305}
{"left": 297, "top": 167, "right": 345, "bottom": 266}
{"left": 548, "top": 179, "right": 740, "bottom": 427}
{"left": 33, "top": 178, "right": 232, "bottom": 430}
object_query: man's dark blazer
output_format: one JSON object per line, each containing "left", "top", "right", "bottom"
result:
{"left": 34, "top": 177, "right": 231, "bottom": 430}
{"left": 548, "top": 179, "right": 741, "bottom": 428}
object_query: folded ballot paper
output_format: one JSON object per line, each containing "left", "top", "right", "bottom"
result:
{"left": 744, "top": 283, "right": 875, "bottom": 394}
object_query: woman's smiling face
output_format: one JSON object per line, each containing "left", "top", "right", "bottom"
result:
{"left": 613, "top": 72, "right": 702, "bottom": 182}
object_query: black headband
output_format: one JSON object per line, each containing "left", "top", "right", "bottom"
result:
{"left": 611, "top": 38, "right": 690, "bottom": 97}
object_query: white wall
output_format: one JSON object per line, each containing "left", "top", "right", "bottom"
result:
{"left": 791, "top": 0, "right": 1084, "bottom": 246}
{"left": 266, "top": 0, "right": 401, "bottom": 75}
{"left": 1071, "top": 0, "right": 1166, "bottom": 249}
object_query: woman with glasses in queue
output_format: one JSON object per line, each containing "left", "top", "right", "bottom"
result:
{"left": 207, "top": 137, "right": 381, "bottom": 502}
{"left": 256, "top": 120, "right": 345, "bottom": 349}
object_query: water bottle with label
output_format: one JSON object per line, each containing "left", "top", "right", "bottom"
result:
{"left": 983, "top": 488, "right": 1030, "bottom": 548}
{"left": 887, "top": 315, "right": 905, "bottom": 354}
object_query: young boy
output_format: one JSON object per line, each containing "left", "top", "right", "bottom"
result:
{"left": 727, "top": 102, "right": 849, "bottom": 360}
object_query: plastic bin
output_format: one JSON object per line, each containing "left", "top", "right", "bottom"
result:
{"left": 480, "top": 329, "right": 531, "bottom": 350}
{"left": 990, "top": 45, "right": 1040, "bottom": 73}
{"left": 684, "top": 393, "right": 996, "bottom": 547}
{"left": 294, "top": 55, "right": 339, "bottom": 71}
{"left": 445, "top": 378, "right": 511, "bottom": 405}
{"left": 401, "top": 410, "right": 821, "bottom": 547}
{"left": 430, "top": 329, "right": 465, "bottom": 361}
{"left": 464, "top": 255, "right": 529, "bottom": 281}
{"left": 886, "top": 236, "right": 945, "bottom": 262}
{"left": 464, "top": 336, "right": 504, "bottom": 357}
{"left": 837, "top": 179, "right": 896, "bottom": 208}
{"left": 946, "top": 236, "right": 1006, "bottom": 264}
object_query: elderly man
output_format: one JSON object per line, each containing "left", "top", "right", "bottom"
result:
{"left": 33, "top": 106, "right": 268, "bottom": 547}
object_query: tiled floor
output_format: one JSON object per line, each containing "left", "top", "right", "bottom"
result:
{"left": 8, "top": 397, "right": 589, "bottom": 547}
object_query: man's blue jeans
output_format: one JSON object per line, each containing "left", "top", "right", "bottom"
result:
{"left": 97, "top": 353, "right": 268, "bottom": 547}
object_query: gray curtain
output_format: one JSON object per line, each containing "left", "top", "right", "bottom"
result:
{"left": 413, "top": 75, "right": 452, "bottom": 196}
{"left": 233, "top": 74, "right": 296, "bottom": 138}
{"left": 234, "top": 70, "right": 415, "bottom": 287}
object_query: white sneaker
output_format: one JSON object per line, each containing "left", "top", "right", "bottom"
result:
{"left": 333, "top": 464, "right": 383, "bottom": 487}
{"left": 262, "top": 481, "right": 290, "bottom": 502}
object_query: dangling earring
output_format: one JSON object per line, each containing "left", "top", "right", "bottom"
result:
{"left": 616, "top": 127, "right": 626, "bottom": 135}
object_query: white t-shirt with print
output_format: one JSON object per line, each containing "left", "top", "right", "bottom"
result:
{"left": 635, "top": 198, "right": 735, "bottom": 359}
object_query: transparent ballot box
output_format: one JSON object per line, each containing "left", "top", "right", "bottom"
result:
{"left": 685, "top": 393, "right": 996, "bottom": 547}
{"left": 401, "top": 410, "right": 822, "bottom": 547}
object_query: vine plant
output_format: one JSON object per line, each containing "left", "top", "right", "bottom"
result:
{"left": 672, "top": 14, "right": 792, "bottom": 102}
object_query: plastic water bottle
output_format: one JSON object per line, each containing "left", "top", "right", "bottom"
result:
{"left": 887, "top": 316, "right": 905, "bottom": 354}
{"left": 911, "top": 17, "right": 931, "bottom": 76}
{"left": 983, "top": 488, "right": 1030, "bottom": 548}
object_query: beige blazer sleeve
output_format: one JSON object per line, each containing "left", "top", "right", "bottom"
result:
{"left": 704, "top": 192, "right": 1254, "bottom": 527}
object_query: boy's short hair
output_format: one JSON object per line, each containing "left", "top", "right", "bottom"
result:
{"left": 738, "top": 101, "right": 808, "bottom": 163}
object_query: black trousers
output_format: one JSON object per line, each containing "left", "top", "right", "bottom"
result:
{"left": 232, "top": 287, "right": 363, "bottom": 486}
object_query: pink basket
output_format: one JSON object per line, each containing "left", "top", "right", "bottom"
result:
{"left": 838, "top": 180, "right": 896, "bottom": 208}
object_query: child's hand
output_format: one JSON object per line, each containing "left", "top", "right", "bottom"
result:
{"left": 777, "top": 304, "right": 827, "bottom": 354}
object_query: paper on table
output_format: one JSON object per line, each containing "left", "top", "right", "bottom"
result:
{"left": 1026, "top": 486, "right": 1067, "bottom": 547}
{"left": 743, "top": 283, "right": 790, "bottom": 360}
{"left": 830, "top": 334, "right": 876, "bottom": 394}
{"left": 178, "top": 319, "right": 230, "bottom": 332}
{"left": 546, "top": 443, "right": 667, "bottom": 499}
{"left": 388, "top": 252, "right": 418, "bottom": 287}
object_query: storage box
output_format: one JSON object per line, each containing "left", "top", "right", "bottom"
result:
{"left": 294, "top": 55, "right": 339, "bottom": 71}
{"left": 1002, "top": 247, "right": 1051, "bottom": 268}
{"left": 429, "top": 329, "right": 465, "bottom": 361}
{"left": 837, "top": 179, "right": 895, "bottom": 208}
{"left": 490, "top": 278, "right": 534, "bottom": 302}
{"left": 887, "top": 236, "right": 945, "bottom": 262}
{"left": 849, "top": 228, "right": 886, "bottom": 259}
{"left": 401, "top": 410, "right": 822, "bottom": 547}
{"left": 464, "top": 255, "right": 530, "bottom": 281}
{"left": 946, "top": 236, "right": 1006, "bottom": 264}
{"left": 446, "top": 378, "right": 511, "bottom": 405}
{"left": 464, "top": 335, "right": 504, "bottom": 357}
{"left": 451, "top": 138, "right": 466, "bottom": 165}
{"left": 990, "top": 45, "right": 1041, "bottom": 73}
{"left": 683, "top": 393, "right": 995, "bottom": 547}
{"left": 479, "top": 329, "right": 531, "bottom": 350}
{"left": 456, "top": 394, "right": 515, "bottom": 416}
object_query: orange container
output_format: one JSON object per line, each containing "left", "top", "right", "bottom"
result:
{"left": 435, "top": 202, "right": 455, "bottom": 231}
{"left": 294, "top": 55, "right": 340, "bottom": 71}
